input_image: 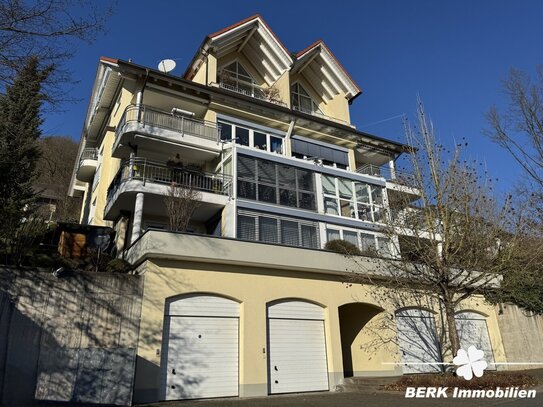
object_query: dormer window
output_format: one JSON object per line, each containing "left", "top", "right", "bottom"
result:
{"left": 219, "top": 61, "right": 262, "bottom": 98}
{"left": 291, "top": 83, "right": 322, "bottom": 115}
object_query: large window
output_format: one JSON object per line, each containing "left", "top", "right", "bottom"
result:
{"left": 237, "top": 210, "right": 319, "bottom": 249}
{"left": 291, "top": 82, "right": 322, "bottom": 115}
{"left": 219, "top": 121, "right": 283, "bottom": 154}
{"left": 219, "top": 61, "right": 263, "bottom": 98}
{"left": 237, "top": 155, "right": 316, "bottom": 211}
{"left": 325, "top": 227, "right": 395, "bottom": 257}
{"left": 322, "top": 175, "right": 385, "bottom": 223}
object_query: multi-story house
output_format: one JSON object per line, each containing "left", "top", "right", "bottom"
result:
{"left": 69, "top": 15, "right": 507, "bottom": 404}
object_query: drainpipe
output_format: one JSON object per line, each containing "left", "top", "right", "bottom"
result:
{"left": 136, "top": 69, "right": 150, "bottom": 122}
{"left": 285, "top": 120, "right": 295, "bottom": 156}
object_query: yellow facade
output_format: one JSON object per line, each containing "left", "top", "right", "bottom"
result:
{"left": 131, "top": 249, "right": 507, "bottom": 402}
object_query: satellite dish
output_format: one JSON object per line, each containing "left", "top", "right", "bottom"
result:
{"left": 158, "top": 59, "right": 176, "bottom": 73}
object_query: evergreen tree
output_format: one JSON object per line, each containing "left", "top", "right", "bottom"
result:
{"left": 0, "top": 57, "right": 52, "bottom": 245}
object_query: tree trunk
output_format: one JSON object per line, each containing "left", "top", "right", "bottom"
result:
{"left": 444, "top": 301, "right": 461, "bottom": 359}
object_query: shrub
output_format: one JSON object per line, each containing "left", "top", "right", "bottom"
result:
{"left": 324, "top": 239, "right": 362, "bottom": 255}
{"left": 105, "top": 258, "right": 132, "bottom": 274}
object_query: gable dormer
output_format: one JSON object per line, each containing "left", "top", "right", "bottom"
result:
{"left": 185, "top": 15, "right": 293, "bottom": 105}
{"left": 291, "top": 41, "right": 361, "bottom": 125}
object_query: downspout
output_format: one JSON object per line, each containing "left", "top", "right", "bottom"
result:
{"left": 136, "top": 69, "right": 150, "bottom": 123}
{"left": 284, "top": 120, "right": 296, "bottom": 156}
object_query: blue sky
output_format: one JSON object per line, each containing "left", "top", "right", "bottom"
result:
{"left": 43, "top": 0, "right": 543, "bottom": 191}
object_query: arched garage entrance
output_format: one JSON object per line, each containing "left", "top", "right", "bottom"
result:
{"left": 267, "top": 300, "right": 329, "bottom": 394}
{"left": 456, "top": 311, "right": 496, "bottom": 370}
{"left": 338, "top": 303, "right": 384, "bottom": 377}
{"left": 160, "top": 294, "right": 240, "bottom": 400}
{"left": 395, "top": 308, "right": 442, "bottom": 373}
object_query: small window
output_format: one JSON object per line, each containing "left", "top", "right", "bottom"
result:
{"left": 281, "top": 220, "right": 299, "bottom": 246}
{"left": 361, "top": 233, "right": 376, "bottom": 251}
{"left": 236, "top": 127, "right": 250, "bottom": 146}
{"left": 291, "top": 83, "right": 322, "bottom": 115}
{"left": 258, "top": 184, "right": 276, "bottom": 203}
{"left": 219, "top": 122, "right": 232, "bottom": 141}
{"left": 343, "top": 231, "right": 359, "bottom": 247}
{"left": 324, "top": 197, "right": 339, "bottom": 215}
{"left": 238, "top": 215, "right": 256, "bottom": 241}
{"left": 270, "top": 136, "right": 283, "bottom": 153}
{"left": 254, "top": 132, "right": 267, "bottom": 150}
{"left": 259, "top": 217, "right": 278, "bottom": 244}
{"left": 322, "top": 175, "right": 336, "bottom": 194}
{"left": 301, "top": 225, "right": 318, "bottom": 248}
{"left": 326, "top": 229, "right": 341, "bottom": 242}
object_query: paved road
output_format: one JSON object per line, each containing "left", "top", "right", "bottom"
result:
{"left": 141, "top": 387, "right": 543, "bottom": 407}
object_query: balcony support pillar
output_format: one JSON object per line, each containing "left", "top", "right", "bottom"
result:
{"left": 131, "top": 192, "right": 145, "bottom": 245}
{"left": 388, "top": 159, "right": 396, "bottom": 180}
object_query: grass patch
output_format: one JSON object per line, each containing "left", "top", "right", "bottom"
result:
{"left": 383, "top": 371, "right": 540, "bottom": 391}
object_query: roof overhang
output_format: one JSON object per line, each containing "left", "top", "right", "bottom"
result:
{"left": 184, "top": 14, "right": 293, "bottom": 85}
{"left": 293, "top": 40, "right": 361, "bottom": 101}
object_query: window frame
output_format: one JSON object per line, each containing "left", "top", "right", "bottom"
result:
{"left": 322, "top": 175, "right": 386, "bottom": 223}
{"left": 218, "top": 120, "right": 284, "bottom": 155}
{"left": 218, "top": 60, "right": 263, "bottom": 98}
{"left": 237, "top": 210, "right": 320, "bottom": 249}
{"left": 237, "top": 155, "right": 316, "bottom": 212}
{"left": 291, "top": 82, "right": 323, "bottom": 115}
{"left": 325, "top": 226, "right": 394, "bottom": 257}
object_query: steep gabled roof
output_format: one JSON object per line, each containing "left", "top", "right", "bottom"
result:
{"left": 292, "top": 40, "right": 361, "bottom": 101}
{"left": 184, "top": 14, "right": 292, "bottom": 85}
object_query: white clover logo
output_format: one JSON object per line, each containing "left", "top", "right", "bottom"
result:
{"left": 453, "top": 346, "right": 488, "bottom": 380}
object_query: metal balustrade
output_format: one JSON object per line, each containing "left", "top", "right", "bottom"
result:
{"left": 218, "top": 82, "right": 288, "bottom": 107}
{"left": 79, "top": 148, "right": 98, "bottom": 162}
{"left": 107, "top": 158, "right": 232, "bottom": 206}
{"left": 116, "top": 105, "right": 219, "bottom": 141}
{"left": 356, "top": 163, "right": 417, "bottom": 187}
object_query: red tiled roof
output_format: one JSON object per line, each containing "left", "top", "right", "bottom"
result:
{"left": 100, "top": 56, "right": 118, "bottom": 64}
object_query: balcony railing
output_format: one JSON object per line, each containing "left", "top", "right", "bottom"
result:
{"left": 218, "top": 81, "right": 288, "bottom": 107}
{"left": 107, "top": 158, "right": 233, "bottom": 205}
{"left": 356, "top": 164, "right": 417, "bottom": 188}
{"left": 79, "top": 148, "right": 98, "bottom": 163}
{"left": 116, "top": 105, "right": 219, "bottom": 142}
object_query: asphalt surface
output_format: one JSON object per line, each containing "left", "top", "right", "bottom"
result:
{"left": 141, "top": 386, "right": 543, "bottom": 407}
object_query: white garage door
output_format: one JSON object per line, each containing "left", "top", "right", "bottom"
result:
{"left": 396, "top": 309, "right": 442, "bottom": 373}
{"left": 455, "top": 312, "right": 496, "bottom": 370}
{"left": 161, "top": 295, "right": 239, "bottom": 400}
{"left": 267, "top": 300, "right": 329, "bottom": 394}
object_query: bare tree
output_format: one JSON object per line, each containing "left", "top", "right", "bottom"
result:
{"left": 164, "top": 182, "right": 201, "bottom": 232}
{"left": 35, "top": 136, "right": 81, "bottom": 221}
{"left": 353, "top": 100, "right": 527, "bottom": 359}
{"left": 486, "top": 67, "right": 543, "bottom": 189}
{"left": 0, "top": 0, "right": 114, "bottom": 103}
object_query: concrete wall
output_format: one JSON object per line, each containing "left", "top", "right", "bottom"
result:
{"left": 496, "top": 303, "right": 543, "bottom": 370}
{"left": 0, "top": 267, "right": 143, "bottom": 406}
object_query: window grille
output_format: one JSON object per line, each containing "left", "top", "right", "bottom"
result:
{"left": 237, "top": 155, "right": 316, "bottom": 211}
{"left": 237, "top": 209, "right": 320, "bottom": 249}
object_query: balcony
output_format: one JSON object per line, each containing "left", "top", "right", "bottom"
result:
{"left": 218, "top": 81, "right": 287, "bottom": 107}
{"left": 76, "top": 148, "right": 98, "bottom": 182}
{"left": 112, "top": 105, "right": 220, "bottom": 160}
{"left": 105, "top": 158, "right": 232, "bottom": 221}
{"left": 356, "top": 164, "right": 417, "bottom": 188}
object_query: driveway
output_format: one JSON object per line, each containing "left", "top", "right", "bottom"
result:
{"left": 141, "top": 386, "right": 543, "bottom": 407}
